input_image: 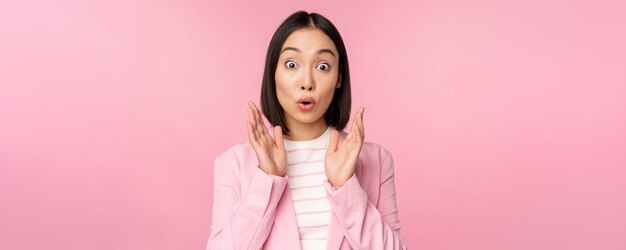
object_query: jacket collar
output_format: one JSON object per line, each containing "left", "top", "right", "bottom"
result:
{"left": 267, "top": 125, "right": 354, "bottom": 249}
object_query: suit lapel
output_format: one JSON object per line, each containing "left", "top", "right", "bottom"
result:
{"left": 255, "top": 127, "right": 300, "bottom": 249}
{"left": 326, "top": 128, "right": 345, "bottom": 249}
{"left": 274, "top": 185, "right": 302, "bottom": 250}
{"left": 326, "top": 210, "right": 344, "bottom": 249}
{"left": 268, "top": 126, "right": 360, "bottom": 249}
{"left": 327, "top": 130, "right": 366, "bottom": 249}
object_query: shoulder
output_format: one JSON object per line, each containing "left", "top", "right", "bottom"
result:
{"left": 336, "top": 129, "right": 393, "bottom": 162}
{"left": 360, "top": 141, "right": 394, "bottom": 175}
{"left": 363, "top": 141, "right": 392, "bottom": 159}
{"left": 216, "top": 139, "right": 253, "bottom": 162}
{"left": 212, "top": 140, "right": 259, "bottom": 181}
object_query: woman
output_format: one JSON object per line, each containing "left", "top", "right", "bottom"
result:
{"left": 207, "top": 10, "right": 407, "bottom": 250}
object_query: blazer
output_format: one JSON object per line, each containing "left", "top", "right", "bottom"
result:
{"left": 206, "top": 127, "right": 407, "bottom": 250}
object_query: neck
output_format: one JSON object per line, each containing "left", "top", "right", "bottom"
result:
{"left": 284, "top": 119, "right": 329, "bottom": 141}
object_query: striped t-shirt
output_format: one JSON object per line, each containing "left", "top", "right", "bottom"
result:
{"left": 283, "top": 126, "right": 332, "bottom": 250}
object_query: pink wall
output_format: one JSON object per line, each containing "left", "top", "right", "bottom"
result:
{"left": 1, "top": 0, "right": 625, "bottom": 249}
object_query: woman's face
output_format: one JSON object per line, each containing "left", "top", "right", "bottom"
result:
{"left": 275, "top": 27, "right": 341, "bottom": 130}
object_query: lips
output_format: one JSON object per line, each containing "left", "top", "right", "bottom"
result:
{"left": 297, "top": 97, "right": 315, "bottom": 112}
{"left": 297, "top": 97, "right": 315, "bottom": 105}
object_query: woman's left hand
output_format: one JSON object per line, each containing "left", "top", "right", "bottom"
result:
{"left": 325, "top": 107, "right": 365, "bottom": 189}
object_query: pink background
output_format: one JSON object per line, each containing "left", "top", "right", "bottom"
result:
{"left": 1, "top": 0, "right": 625, "bottom": 249}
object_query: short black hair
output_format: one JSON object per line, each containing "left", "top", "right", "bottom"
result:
{"left": 260, "top": 11, "right": 351, "bottom": 136}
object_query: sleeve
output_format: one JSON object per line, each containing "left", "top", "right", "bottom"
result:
{"left": 324, "top": 150, "right": 408, "bottom": 249}
{"left": 206, "top": 155, "right": 288, "bottom": 250}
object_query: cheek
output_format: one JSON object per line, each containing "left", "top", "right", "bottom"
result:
{"left": 274, "top": 70, "right": 288, "bottom": 94}
{"left": 274, "top": 69, "right": 292, "bottom": 105}
{"left": 317, "top": 72, "right": 339, "bottom": 92}
{"left": 275, "top": 72, "right": 288, "bottom": 89}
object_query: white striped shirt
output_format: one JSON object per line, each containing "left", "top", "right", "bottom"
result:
{"left": 283, "top": 126, "right": 331, "bottom": 250}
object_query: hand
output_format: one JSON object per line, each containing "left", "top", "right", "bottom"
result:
{"left": 325, "top": 107, "right": 365, "bottom": 188}
{"left": 247, "top": 102, "right": 287, "bottom": 176}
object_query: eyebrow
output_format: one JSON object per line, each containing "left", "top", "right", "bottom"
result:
{"left": 280, "top": 47, "right": 336, "bottom": 58}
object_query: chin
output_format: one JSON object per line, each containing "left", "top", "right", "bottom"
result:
{"left": 290, "top": 111, "right": 323, "bottom": 124}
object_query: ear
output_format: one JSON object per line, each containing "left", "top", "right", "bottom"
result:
{"left": 336, "top": 73, "right": 342, "bottom": 89}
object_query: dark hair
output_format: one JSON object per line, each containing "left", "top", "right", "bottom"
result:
{"left": 260, "top": 11, "right": 351, "bottom": 136}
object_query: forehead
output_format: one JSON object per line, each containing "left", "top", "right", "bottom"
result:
{"left": 281, "top": 28, "right": 337, "bottom": 53}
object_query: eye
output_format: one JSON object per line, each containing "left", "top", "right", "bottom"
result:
{"left": 316, "top": 62, "right": 330, "bottom": 71}
{"left": 285, "top": 60, "right": 298, "bottom": 69}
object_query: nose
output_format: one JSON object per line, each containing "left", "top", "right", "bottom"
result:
{"left": 300, "top": 69, "right": 314, "bottom": 91}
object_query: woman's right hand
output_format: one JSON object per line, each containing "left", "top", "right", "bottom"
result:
{"left": 247, "top": 101, "right": 287, "bottom": 176}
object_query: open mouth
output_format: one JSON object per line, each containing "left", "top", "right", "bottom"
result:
{"left": 297, "top": 99, "right": 315, "bottom": 111}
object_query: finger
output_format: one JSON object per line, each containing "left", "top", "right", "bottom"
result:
{"left": 248, "top": 103, "right": 257, "bottom": 127}
{"left": 247, "top": 107, "right": 257, "bottom": 133}
{"left": 274, "top": 126, "right": 285, "bottom": 150}
{"left": 348, "top": 112, "right": 359, "bottom": 139}
{"left": 248, "top": 102, "right": 267, "bottom": 140}
{"left": 327, "top": 129, "right": 339, "bottom": 153}
{"left": 247, "top": 105, "right": 253, "bottom": 123}
{"left": 352, "top": 107, "right": 363, "bottom": 137}
{"left": 247, "top": 105, "right": 261, "bottom": 139}
{"left": 352, "top": 108, "right": 361, "bottom": 128}
{"left": 247, "top": 120, "right": 258, "bottom": 145}
{"left": 357, "top": 107, "right": 365, "bottom": 138}
{"left": 250, "top": 102, "right": 268, "bottom": 135}
{"left": 249, "top": 102, "right": 260, "bottom": 127}
{"left": 345, "top": 124, "right": 355, "bottom": 142}
{"left": 354, "top": 123, "right": 363, "bottom": 144}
